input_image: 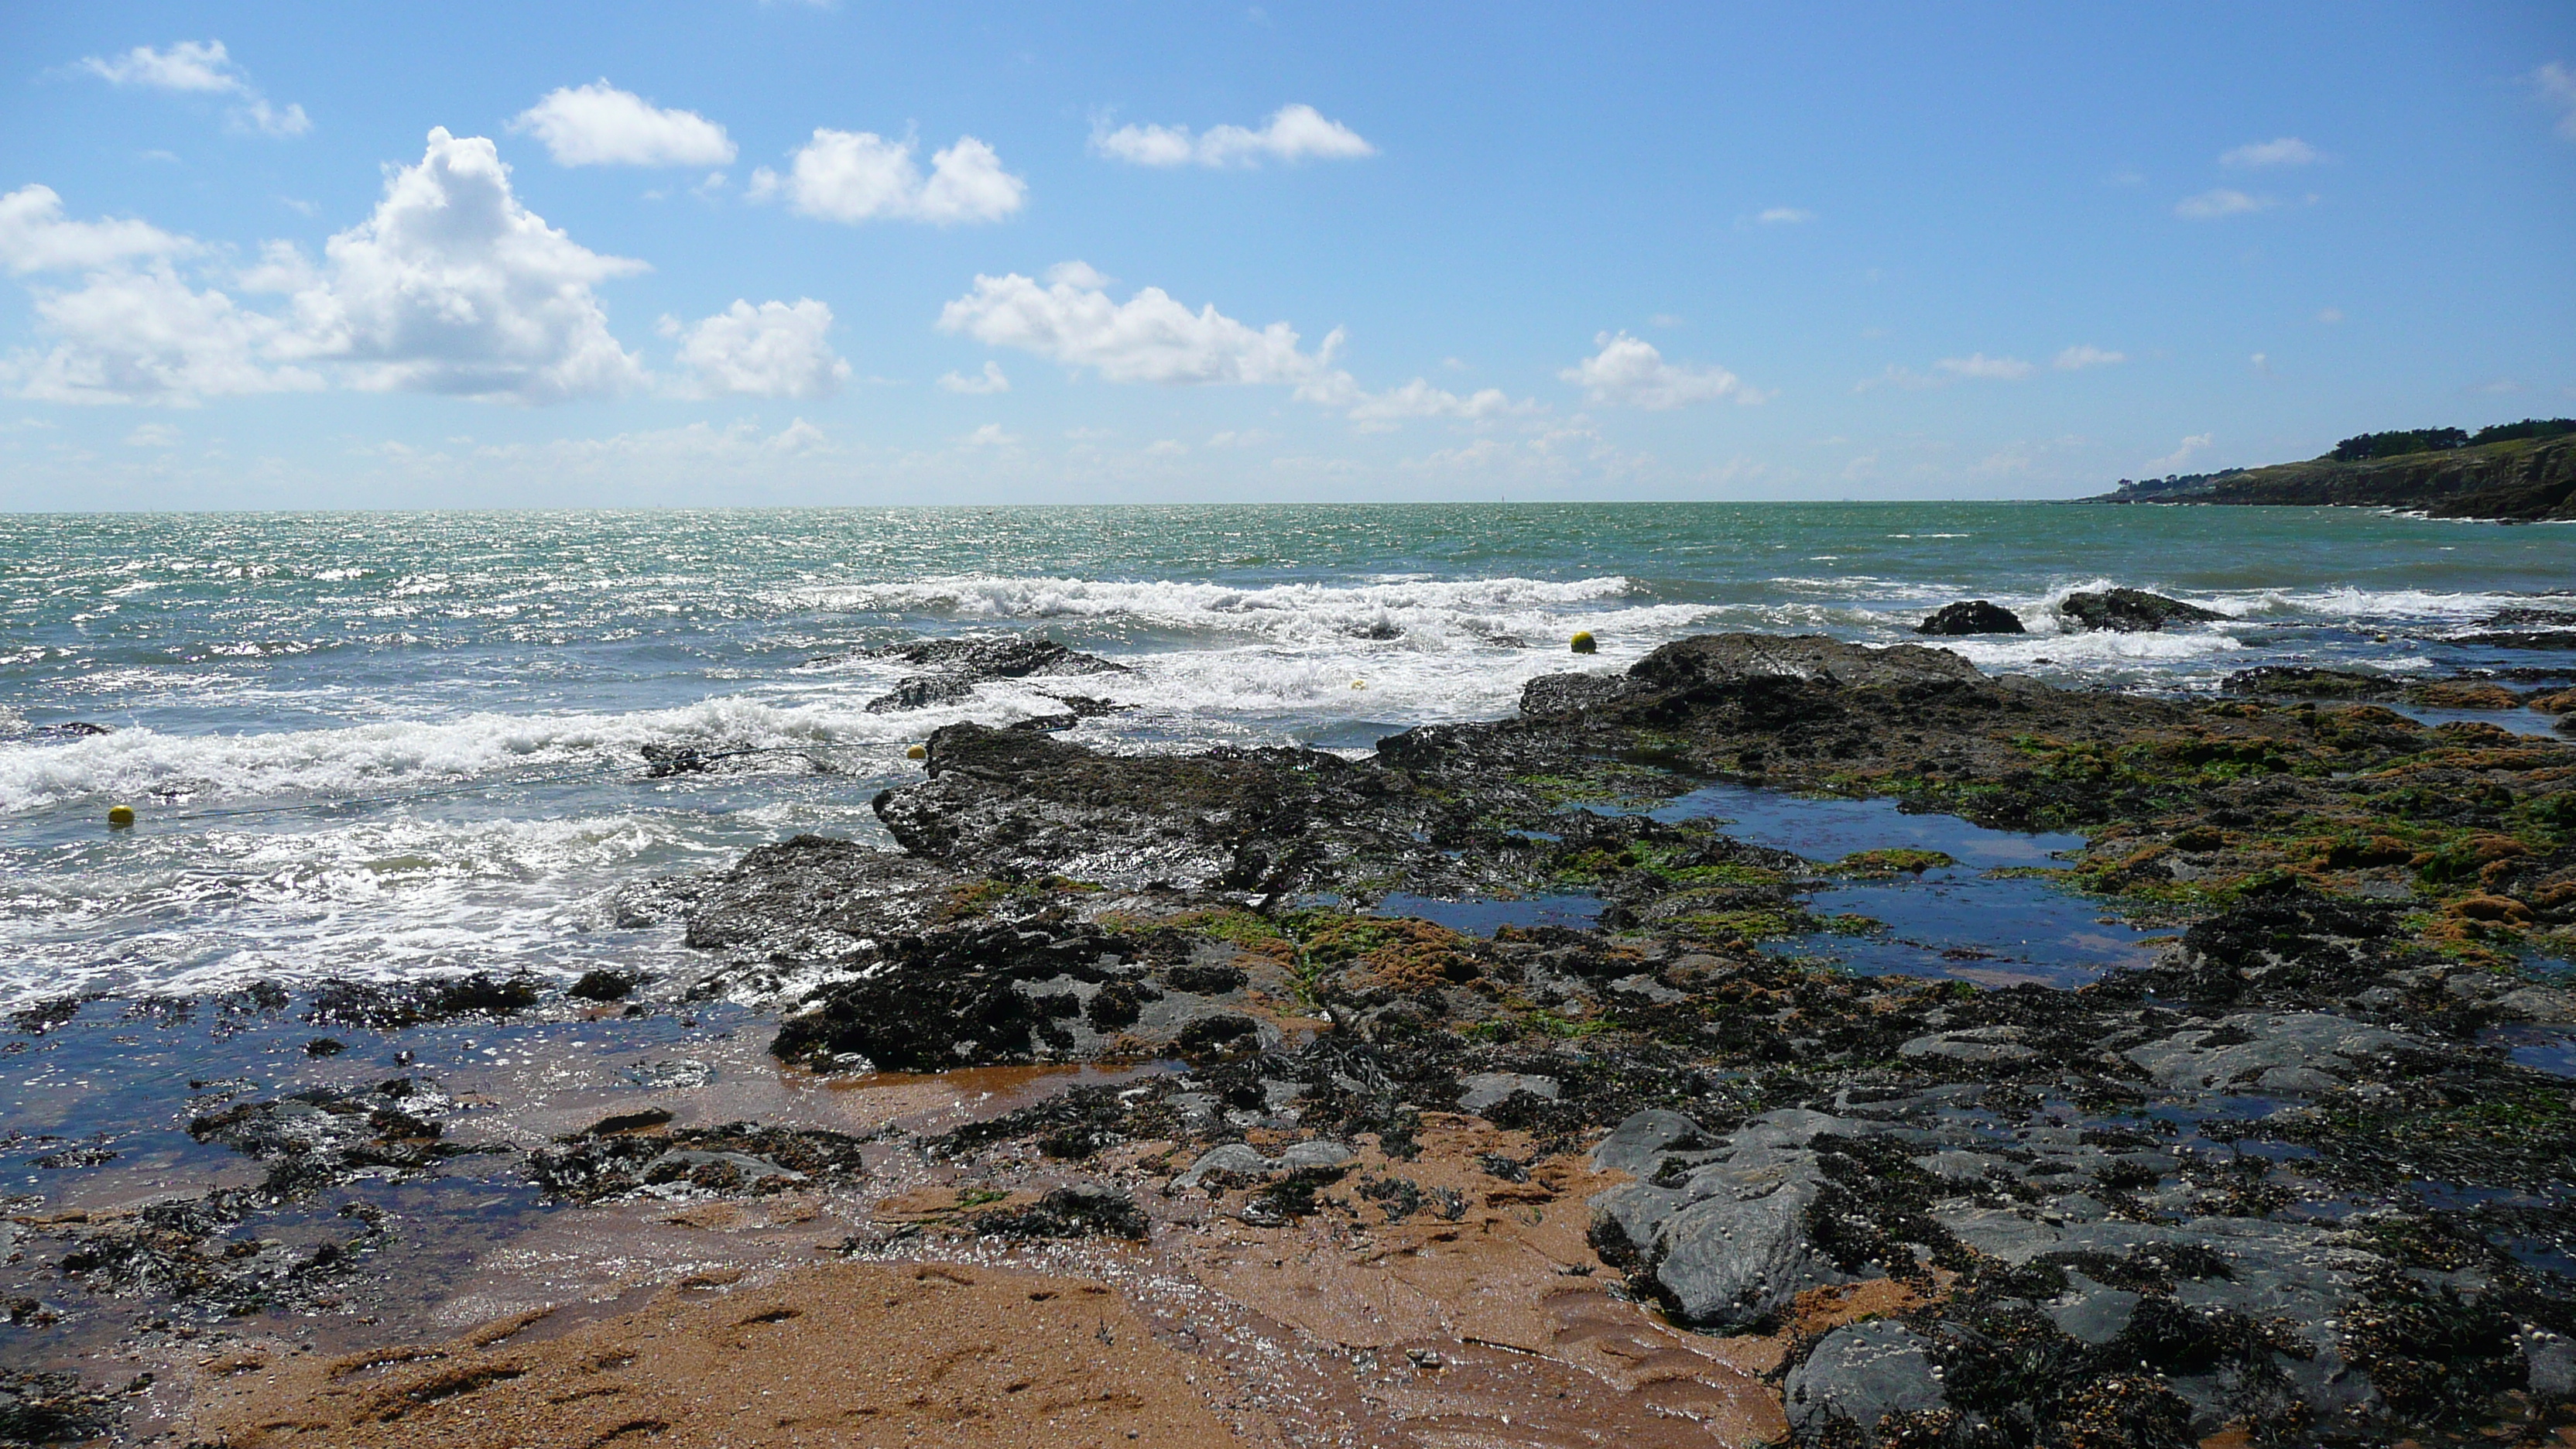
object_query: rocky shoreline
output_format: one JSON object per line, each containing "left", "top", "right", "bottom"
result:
{"left": 5, "top": 630, "right": 2574, "bottom": 1447}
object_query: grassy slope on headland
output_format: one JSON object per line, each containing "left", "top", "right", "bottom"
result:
{"left": 2091, "top": 433, "right": 2576, "bottom": 522}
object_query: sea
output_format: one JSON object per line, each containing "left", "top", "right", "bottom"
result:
{"left": 2, "top": 502, "right": 2569, "bottom": 1011}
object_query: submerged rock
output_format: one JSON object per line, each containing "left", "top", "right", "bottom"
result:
{"left": 305, "top": 973, "right": 540, "bottom": 1029}
{"left": 864, "top": 635, "right": 1129, "bottom": 714}
{"left": 2221, "top": 664, "right": 2403, "bottom": 699}
{"left": 528, "top": 1121, "right": 871, "bottom": 1204}
{"left": 2059, "top": 587, "right": 2230, "bottom": 632}
{"left": 1914, "top": 599, "right": 2026, "bottom": 635}
{"left": 975, "top": 1183, "right": 1150, "bottom": 1240}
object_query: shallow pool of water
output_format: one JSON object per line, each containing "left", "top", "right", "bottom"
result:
{"left": 2383, "top": 704, "right": 2567, "bottom": 739}
{"left": 1783, "top": 872, "right": 2165, "bottom": 988}
{"left": 1646, "top": 782, "right": 2085, "bottom": 868}
{"left": 1641, "top": 782, "right": 2161, "bottom": 986}
{"left": 2482, "top": 1023, "right": 2576, "bottom": 1078}
{"left": 1368, "top": 891, "right": 1605, "bottom": 937}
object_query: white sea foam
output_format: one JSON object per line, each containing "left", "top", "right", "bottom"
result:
{"left": 0, "top": 689, "right": 1017, "bottom": 814}
{"left": 0, "top": 810, "right": 766, "bottom": 1007}
{"left": 766, "top": 574, "right": 1654, "bottom": 648}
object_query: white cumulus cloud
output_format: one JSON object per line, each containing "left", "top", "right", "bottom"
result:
{"left": 748, "top": 130, "right": 1023, "bottom": 223}
{"left": 2175, "top": 188, "right": 2273, "bottom": 220}
{"left": 273, "top": 128, "right": 649, "bottom": 402}
{"left": 6, "top": 132, "right": 664, "bottom": 406}
{"left": 2145, "top": 433, "right": 2214, "bottom": 471}
{"left": 2051, "top": 345, "right": 2125, "bottom": 372}
{"left": 2220, "top": 137, "right": 2320, "bottom": 167}
{"left": 1939, "top": 353, "right": 2035, "bottom": 380}
{"left": 1560, "top": 331, "right": 1748, "bottom": 409}
{"left": 511, "top": 82, "right": 736, "bottom": 167}
{"left": 8, "top": 262, "right": 323, "bottom": 405}
{"left": 673, "top": 298, "right": 846, "bottom": 399}
{"left": 938, "top": 269, "right": 1337, "bottom": 385}
{"left": 80, "top": 39, "right": 238, "bottom": 92}
{"left": 1091, "top": 104, "right": 1374, "bottom": 168}
{"left": 0, "top": 186, "right": 193, "bottom": 275}
{"left": 938, "top": 361, "right": 1010, "bottom": 394}
{"left": 2535, "top": 62, "right": 2576, "bottom": 142}
{"left": 78, "top": 39, "right": 309, "bottom": 137}
{"left": 1345, "top": 379, "right": 1530, "bottom": 428}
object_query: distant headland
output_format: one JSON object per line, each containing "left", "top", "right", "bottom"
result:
{"left": 2086, "top": 417, "right": 2576, "bottom": 522}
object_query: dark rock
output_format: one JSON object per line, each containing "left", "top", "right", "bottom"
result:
{"left": 977, "top": 1184, "right": 1149, "bottom": 1240}
{"left": 874, "top": 723, "right": 1447, "bottom": 894}
{"left": 189, "top": 1081, "right": 458, "bottom": 1184}
{"left": 1915, "top": 600, "right": 2026, "bottom": 636}
{"left": 1589, "top": 1108, "right": 1858, "bottom": 1329}
{"left": 1627, "top": 633, "right": 1985, "bottom": 690}
{"left": 2483, "top": 607, "right": 2576, "bottom": 629}
{"left": 306, "top": 973, "right": 540, "bottom": 1029}
{"left": 1519, "top": 672, "right": 1642, "bottom": 717}
{"left": 771, "top": 944, "right": 1067, "bottom": 1073}
{"left": 2458, "top": 630, "right": 2576, "bottom": 650}
{"left": 582, "top": 1108, "right": 674, "bottom": 1136}
{"left": 1784, "top": 1320, "right": 1947, "bottom": 1446}
{"left": 1174, "top": 1012, "right": 1262, "bottom": 1060}
{"left": 1161, "top": 962, "right": 1246, "bottom": 995}
{"left": 0, "top": 1368, "right": 122, "bottom": 1444}
{"left": 865, "top": 635, "right": 1129, "bottom": 714}
{"left": 567, "top": 968, "right": 641, "bottom": 1002}
{"left": 2060, "top": 588, "right": 2229, "bottom": 632}
{"left": 640, "top": 742, "right": 751, "bottom": 776}
{"left": 303, "top": 1037, "right": 346, "bottom": 1057}
{"left": 1457, "top": 1071, "right": 1559, "bottom": 1113}
{"left": 2221, "top": 665, "right": 2402, "bottom": 700}
{"left": 681, "top": 835, "right": 961, "bottom": 964}
{"left": 527, "top": 1122, "right": 868, "bottom": 1204}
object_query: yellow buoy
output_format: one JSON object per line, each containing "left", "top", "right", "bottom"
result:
{"left": 107, "top": 804, "right": 135, "bottom": 829}
{"left": 1570, "top": 631, "right": 1598, "bottom": 654}
{"left": 906, "top": 744, "right": 927, "bottom": 760}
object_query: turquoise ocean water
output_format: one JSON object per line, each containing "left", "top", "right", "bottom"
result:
{"left": 1, "top": 502, "right": 2567, "bottom": 1005}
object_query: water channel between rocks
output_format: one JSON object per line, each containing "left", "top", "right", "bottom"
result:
{"left": 1375, "top": 780, "right": 2167, "bottom": 988}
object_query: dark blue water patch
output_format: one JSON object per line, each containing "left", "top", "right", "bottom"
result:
{"left": 1369, "top": 891, "right": 1605, "bottom": 937}
{"left": 1645, "top": 782, "right": 2084, "bottom": 868}
{"left": 2382, "top": 703, "right": 2566, "bottom": 739}
{"left": 2519, "top": 955, "right": 2576, "bottom": 982}
{"left": 0, "top": 996, "right": 737, "bottom": 1202}
{"left": 2482, "top": 1023, "right": 2576, "bottom": 1078}
{"left": 1776, "top": 870, "right": 2165, "bottom": 988}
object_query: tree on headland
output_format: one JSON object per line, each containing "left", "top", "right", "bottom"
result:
{"left": 2330, "top": 418, "right": 2574, "bottom": 461}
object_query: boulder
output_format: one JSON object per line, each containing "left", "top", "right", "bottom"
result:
{"left": 1783, "top": 1321, "right": 1947, "bottom": 1445}
{"left": 864, "top": 635, "right": 1129, "bottom": 714}
{"left": 1914, "top": 600, "right": 2026, "bottom": 636}
{"left": 2123, "top": 1012, "right": 2412, "bottom": 1094}
{"left": 2060, "top": 588, "right": 2229, "bottom": 632}
{"left": 1589, "top": 1108, "right": 1860, "bottom": 1329}
{"left": 1626, "top": 633, "right": 1985, "bottom": 691}
{"left": 2221, "top": 666, "right": 2401, "bottom": 700}
{"left": 1457, "top": 1072, "right": 1560, "bottom": 1113}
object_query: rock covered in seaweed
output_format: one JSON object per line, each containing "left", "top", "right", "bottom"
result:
{"left": 1914, "top": 600, "right": 2026, "bottom": 635}
{"left": 2059, "top": 587, "right": 2229, "bottom": 632}
{"left": 862, "top": 634, "right": 1129, "bottom": 714}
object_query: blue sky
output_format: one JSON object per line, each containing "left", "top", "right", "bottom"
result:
{"left": 2, "top": 2, "right": 2571, "bottom": 509}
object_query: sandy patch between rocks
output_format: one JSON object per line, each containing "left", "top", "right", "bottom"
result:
{"left": 190, "top": 1259, "right": 1262, "bottom": 1448}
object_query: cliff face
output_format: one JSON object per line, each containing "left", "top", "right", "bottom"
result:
{"left": 2091, "top": 433, "right": 2576, "bottom": 521}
